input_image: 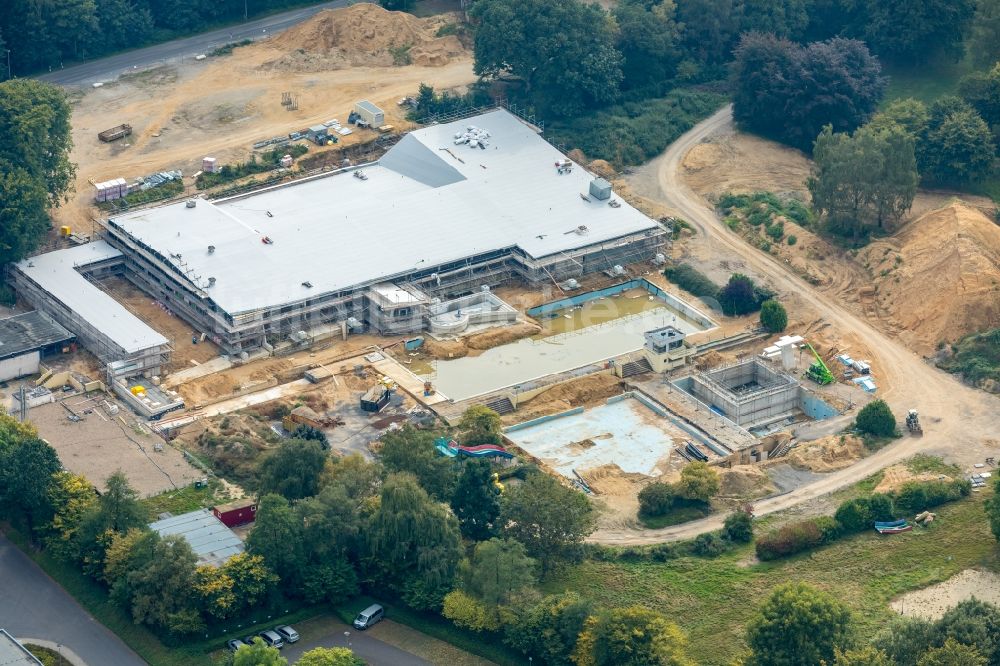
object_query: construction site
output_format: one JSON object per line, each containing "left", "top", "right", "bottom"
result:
{"left": 1, "top": 3, "right": 931, "bottom": 535}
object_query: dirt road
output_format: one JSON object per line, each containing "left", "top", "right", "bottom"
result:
{"left": 595, "top": 106, "right": 1000, "bottom": 544}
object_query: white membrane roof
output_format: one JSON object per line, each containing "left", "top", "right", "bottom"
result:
{"left": 14, "top": 242, "right": 169, "bottom": 353}
{"left": 109, "top": 109, "right": 661, "bottom": 315}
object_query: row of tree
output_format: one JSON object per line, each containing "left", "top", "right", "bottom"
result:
{"left": 0, "top": 0, "right": 317, "bottom": 78}
{"left": 0, "top": 79, "right": 75, "bottom": 268}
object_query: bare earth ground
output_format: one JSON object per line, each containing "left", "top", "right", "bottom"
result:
{"left": 29, "top": 401, "right": 201, "bottom": 496}
{"left": 55, "top": 5, "right": 476, "bottom": 233}
{"left": 892, "top": 569, "right": 1000, "bottom": 620}
{"left": 98, "top": 276, "right": 220, "bottom": 370}
{"left": 605, "top": 106, "right": 1000, "bottom": 544}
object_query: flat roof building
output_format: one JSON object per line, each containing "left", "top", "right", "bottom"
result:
{"left": 18, "top": 109, "right": 665, "bottom": 361}
{"left": 149, "top": 508, "right": 245, "bottom": 567}
{"left": 0, "top": 629, "right": 43, "bottom": 666}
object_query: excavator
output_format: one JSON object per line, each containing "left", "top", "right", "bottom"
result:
{"left": 804, "top": 341, "right": 835, "bottom": 385}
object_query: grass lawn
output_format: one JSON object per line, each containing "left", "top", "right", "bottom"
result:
{"left": 883, "top": 58, "right": 975, "bottom": 105}
{"left": 140, "top": 481, "right": 225, "bottom": 521}
{"left": 548, "top": 491, "right": 999, "bottom": 666}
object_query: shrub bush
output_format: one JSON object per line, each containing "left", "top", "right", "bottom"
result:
{"left": 759, "top": 300, "right": 788, "bottom": 333}
{"left": 766, "top": 221, "right": 785, "bottom": 240}
{"left": 723, "top": 511, "right": 754, "bottom": 543}
{"left": 855, "top": 400, "right": 897, "bottom": 437}
{"left": 834, "top": 494, "right": 896, "bottom": 533}
{"left": 692, "top": 532, "right": 728, "bottom": 556}
{"left": 638, "top": 482, "right": 676, "bottom": 516}
{"left": 663, "top": 264, "right": 720, "bottom": 300}
{"left": 756, "top": 519, "right": 825, "bottom": 560}
{"left": 787, "top": 234, "right": 798, "bottom": 246}
{"left": 894, "top": 479, "right": 970, "bottom": 513}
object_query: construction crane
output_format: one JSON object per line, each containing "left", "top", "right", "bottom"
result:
{"left": 804, "top": 341, "right": 835, "bottom": 385}
{"left": 906, "top": 409, "right": 923, "bottom": 435}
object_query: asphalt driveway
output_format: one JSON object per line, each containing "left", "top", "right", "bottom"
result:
{"left": 280, "top": 619, "right": 430, "bottom": 666}
{"left": 0, "top": 532, "right": 146, "bottom": 666}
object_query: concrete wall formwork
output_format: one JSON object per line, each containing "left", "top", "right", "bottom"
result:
{"left": 689, "top": 359, "right": 800, "bottom": 427}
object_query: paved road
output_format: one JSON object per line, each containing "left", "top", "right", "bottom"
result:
{"left": 281, "top": 619, "right": 430, "bottom": 665}
{"left": 37, "top": 0, "right": 351, "bottom": 86}
{"left": 592, "top": 106, "right": 1000, "bottom": 544}
{"left": 0, "top": 532, "right": 146, "bottom": 666}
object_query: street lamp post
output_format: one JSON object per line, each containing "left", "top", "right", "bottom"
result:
{"left": 4, "top": 49, "right": 11, "bottom": 79}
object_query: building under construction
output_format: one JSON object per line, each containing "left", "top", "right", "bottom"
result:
{"left": 13, "top": 109, "right": 666, "bottom": 363}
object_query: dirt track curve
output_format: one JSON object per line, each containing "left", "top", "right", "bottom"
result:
{"left": 593, "top": 106, "right": 1000, "bottom": 545}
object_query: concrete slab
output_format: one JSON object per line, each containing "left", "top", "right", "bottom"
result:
{"left": 506, "top": 398, "right": 679, "bottom": 479}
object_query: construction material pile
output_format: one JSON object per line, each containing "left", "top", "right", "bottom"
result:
{"left": 263, "top": 3, "right": 466, "bottom": 72}
{"left": 860, "top": 203, "right": 1000, "bottom": 354}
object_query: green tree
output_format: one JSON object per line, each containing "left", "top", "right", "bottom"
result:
{"left": 380, "top": 426, "right": 457, "bottom": 501}
{"left": 111, "top": 533, "right": 202, "bottom": 633}
{"left": 738, "top": 0, "right": 808, "bottom": 39}
{"left": 43, "top": 471, "right": 97, "bottom": 559}
{"left": 471, "top": 0, "right": 623, "bottom": 116}
{"left": 723, "top": 509, "right": 754, "bottom": 543}
{"left": 295, "top": 647, "right": 363, "bottom": 666}
{"left": 0, "top": 421, "right": 60, "bottom": 534}
{"left": 834, "top": 646, "right": 892, "bottom": 665}
{"left": 291, "top": 424, "right": 329, "bottom": 450}
{"left": 222, "top": 553, "right": 277, "bottom": 612}
{"left": 294, "top": 484, "right": 363, "bottom": 603}
{"left": 857, "top": 0, "right": 974, "bottom": 63}
{"left": 257, "top": 438, "right": 326, "bottom": 500}
{"left": 809, "top": 123, "right": 917, "bottom": 240}
{"left": 872, "top": 616, "right": 935, "bottom": 666}
{"left": 499, "top": 472, "right": 596, "bottom": 574}
{"left": 919, "top": 98, "right": 995, "bottom": 185}
{"left": 985, "top": 476, "right": 1000, "bottom": 542}
{"left": 0, "top": 165, "right": 51, "bottom": 267}
{"left": 869, "top": 98, "right": 930, "bottom": 138}
{"left": 451, "top": 458, "right": 501, "bottom": 540}
{"left": 504, "top": 592, "right": 592, "bottom": 666}
{"left": 969, "top": 0, "right": 1000, "bottom": 68}
{"left": 573, "top": 606, "right": 695, "bottom": 666}
{"left": 459, "top": 405, "right": 503, "bottom": 445}
{"left": 918, "top": 639, "right": 987, "bottom": 666}
{"left": 614, "top": 0, "right": 681, "bottom": 90}
{"left": 74, "top": 471, "right": 146, "bottom": 576}
{"left": 745, "top": 583, "right": 853, "bottom": 666}
{"left": 460, "top": 538, "right": 537, "bottom": 608}
{"left": 676, "top": 462, "right": 719, "bottom": 502}
{"left": 932, "top": 600, "right": 1000, "bottom": 664}
{"left": 247, "top": 494, "right": 305, "bottom": 584}
{"left": 234, "top": 638, "right": 287, "bottom": 666}
{"left": 855, "top": 399, "right": 896, "bottom": 437}
{"left": 718, "top": 274, "right": 759, "bottom": 316}
{"left": 368, "top": 474, "right": 462, "bottom": 609}
{"left": 958, "top": 65, "right": 1000, "bottom": 136}
{"left": 760, "top": 300, "right": 788, "bottom": 333}
{"left": 638, "top": 482, "right": 676, "bottom": 516}
{"left": 0, "top": 79, "right": 75, "bottom": 200}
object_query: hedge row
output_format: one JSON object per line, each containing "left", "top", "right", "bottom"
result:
{"left": 756, "top": 479, "right": 970, "bottom": 561}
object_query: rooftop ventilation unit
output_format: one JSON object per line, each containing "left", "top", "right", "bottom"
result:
{"left": 589, "top": 178, "right": 612, "bottom": 201}
{"left": 186, "top": 199, "right": 197, "bottom": 208}
{"left": 302, "top": 281, "right": 313, "bottom": 288}
{"left": 480, "top": 285, "right": 491, "bottom": 293}
{"left": 207, "top": 277, "right": 216, "bottom": 287}
{"left": 207, "top": 245, "right": 215, "bottom": 254}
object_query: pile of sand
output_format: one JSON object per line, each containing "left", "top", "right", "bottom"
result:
{"left": 874, "top": 464, "right": 942, "bottom": 494}
{"left": 421, "top": 337, "right": 468, "bottom": 360}
{"left": 264, "top": 4, "right": 466, "bottom": 72}
{"left": 580, "top": 463, "right": 656, "bottom": 496}
{"left": 719, "top": 464, "right": 778, "bottom": 499}
{"left": 892, "top": 569, "right": 1000, "bottom": 620}
{"left": 525, "top": 373, "right": 623, "bottom": 408}
{"left": 466, "top": 322, "right": 542, "bottom": 350}
{"left": 861, "top": 203, "right": 1000, "bottom": 354}
{"left": 779, "top": 434, "right": 865, "bottom": 473}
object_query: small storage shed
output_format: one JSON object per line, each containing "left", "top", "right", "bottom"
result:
{"left": 360, "top": 386, "right": 391, "bottom": 413}
{"left": 212, "top": 499, "right": 257, "bottom": 528}
{"left": 282, "top": 405, "right": 327, "bottom": 430}
{"left": 354, "top": 100, "right": 385, "bottom": 127}
{"left": 307, "top": 125, "right": 330, "bottom": 145}
{"left": 0, "top": 311, "right": 75, "bottom": 382}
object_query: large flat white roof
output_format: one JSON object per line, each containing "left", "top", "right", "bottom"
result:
{"left": 109, "top": 109, "right": 661, "bottom": 315}
{"left": 13, "top": 242, "right": 169, "bottom": 354}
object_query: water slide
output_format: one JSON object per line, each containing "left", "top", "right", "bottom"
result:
{"left": 434, "top": 438, "right": 514, "bottom": 459}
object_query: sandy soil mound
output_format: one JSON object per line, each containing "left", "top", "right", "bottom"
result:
{"left": 860, "top": 203, "right": 1000, "bottom": 354}
{"left": 892, "top": 569, "right": 1000, "bottom": 620}
{"left": 466, "top": 322, "right": 542, "bottom": 350}
{"left": 719, "top": 465, "right": 778, "bottom": 498}
{"left": 421, "top": 337, "right": 468, "bottom": 360}
{"left": 265, "top": 4, "right": 466, "bottom": 71}
{"left": 526, "top": 373, "right": 624, "bottom": 408}
{"left": 874, "top": 464, "right": 942, "bottom": 494}
{"left": 778, "top": 434, "right": 865, "bottom": 473}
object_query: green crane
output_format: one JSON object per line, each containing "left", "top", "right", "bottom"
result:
{"left": 804, "top": 341, "right": 835, "bottom": 385}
